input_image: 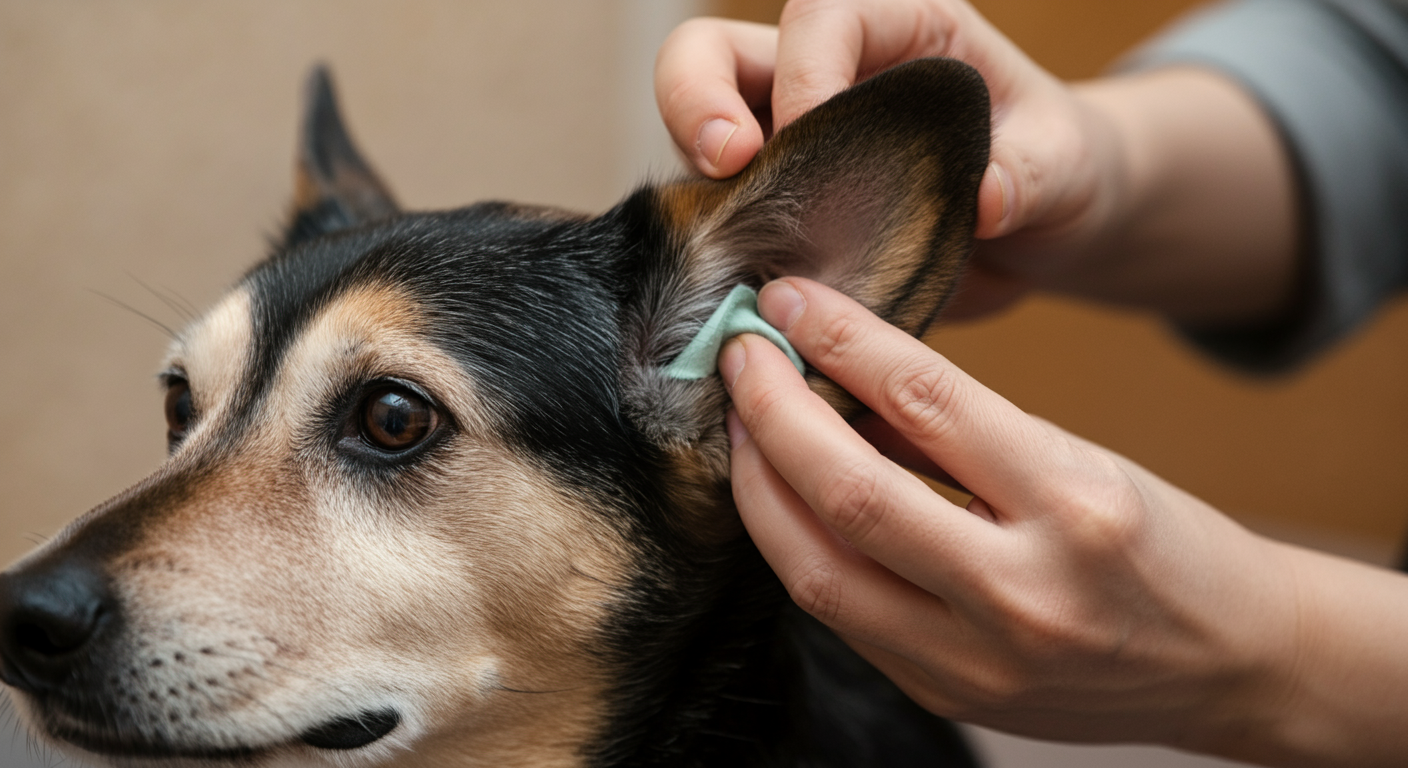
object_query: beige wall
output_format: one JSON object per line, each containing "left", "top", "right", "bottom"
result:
{"left": 0, "top": 1, "right": 695, "bottom": 567}
{"left": 713, "top": 0, "right": 1408, "bottom": 550}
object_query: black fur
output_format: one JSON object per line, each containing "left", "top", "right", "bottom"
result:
{"left": 246, "top": 63, "right": 990, "bottom": 766}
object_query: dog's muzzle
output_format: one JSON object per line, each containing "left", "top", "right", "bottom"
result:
{"left": 0, "top": 555, "right": 404, "bottom": 759}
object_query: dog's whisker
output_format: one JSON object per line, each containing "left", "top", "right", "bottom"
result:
{"left": 126, "top": 272, "right": 196, "bottom": 323}
{"left": 87, "top": 290, "right": 177, "bottom": 340}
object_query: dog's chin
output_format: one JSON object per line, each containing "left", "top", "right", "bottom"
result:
{"left": 40, "top": 707, "right": 401, "bottom": 763}
{"left": 49, "top": 725, "right": 268, "bottom": 762}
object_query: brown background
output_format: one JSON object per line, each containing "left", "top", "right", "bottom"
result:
{"left": 714, "top": 0, "right": 1408, "bottom": 554}
{"left": 2, "top": 0, "right": 1405, "bottom": 572}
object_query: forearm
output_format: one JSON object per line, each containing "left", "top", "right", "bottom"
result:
{"left": 1057, "top": 67, "right": 1301, "bottom": 326}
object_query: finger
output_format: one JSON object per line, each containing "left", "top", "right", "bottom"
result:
{"left": 850, "top": 413, "right": 967, "bottom": 492}
{"left": 771, "top": 0, "right": 964, "bottom": 130}
{"left": 770, "top": 0, "right": 865, "bottom": 130}
{"left": 974, "top": 90, "right": 1092, "bottom": 239}
{"left": 755, "top": 278, "right": 1074, "bottom": 516}
{"left": 840, "top": 635, "right": 959, "bottom": 716}
{"left": 722, "top": 334, "right": 1002, "bottom": 591}
{"left": 655, "top": 18, "right": 775, "bottom": 177}
{"left": 728, "top": 407, "right": 958, "bottom": 647}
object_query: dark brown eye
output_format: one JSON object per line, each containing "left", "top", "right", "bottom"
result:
{"left": 164, "top": 378, "right": 194, "bottom": 443}
{"left": 361, "top": 387, "right": 436, "bottom": 452}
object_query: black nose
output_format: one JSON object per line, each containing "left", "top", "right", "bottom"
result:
{"left": 0, "top": 560, "right": 114, "bottom": 693}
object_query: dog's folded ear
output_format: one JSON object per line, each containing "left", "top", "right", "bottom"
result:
{"left": 281, "top": 66, "right": 398, "bottom": 249}
{"left": 621, "top": 58, "right": 991, "bottom": 458}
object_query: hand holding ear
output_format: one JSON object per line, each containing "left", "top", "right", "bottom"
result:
{"left": 655, "top": 0, "right": 1301, "bottom": 325}
{"left": 654, "top": 0, "right": 1119, "bottom": 270}
{"left": 721, "top": 278, "right": 1408, "bottom": 766}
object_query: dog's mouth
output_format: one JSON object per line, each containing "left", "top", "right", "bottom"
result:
{"left": 46, "top": 707, "right": 401, "bottom": 759}
{"left": 298, "top": 707, "right": 401, "bottom": 750}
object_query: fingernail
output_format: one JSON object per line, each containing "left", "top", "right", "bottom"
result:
{"left": 726, "top": 408, "right": 750, "bottom": 449}
{"left": 718, "top": 337, "right": 746, "bottom": 391}
{"left": 991, "top": 162, "right": 1013, "bottom": 227}
{"left": 697, "top": 118, "right": 739, "bottom": 170}
{"left": 758, "top": 280, "right": 805, "bottom": 331}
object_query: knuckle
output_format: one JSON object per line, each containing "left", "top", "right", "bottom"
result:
{"left": 660, "top": 16, "right": 728, "bottom": 59}
{"left": 818, "top": 458, "right": 888, "bottom": 541}
{"left": 657, "top": 75, "right": 714, "bottom": 125}
{"left": 1051, "top": 451, "right": 1146, "bottom": 552}
{"left": 946, "top": 656, "right": 1028, "bottom": 712}
{"left": 977, "top": 571, "right": 1131, "bottom": 668}
{"left": 788, "top": 558, "right": 846, "bottom": 624}
{"left": 810, "top": 310, "right": 864, "bottom": 367}
{"left": 887, "top": 361, "right": 963, "bottom": 441}
{"left": 1005, "top": 605, "right": 1129, "bottom": 681}
{"left": 971, "top": 667, "right": 1028, "bottom": 710}
{"left": 777, "top": 0, "right": 837, "bottom": 26}
{"left": 736, "top": 374, "right": 792, "bottom": 423}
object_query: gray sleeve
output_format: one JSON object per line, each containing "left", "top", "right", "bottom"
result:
{"left": 1126, "top": 0, "right": 1408, "bottom": 373}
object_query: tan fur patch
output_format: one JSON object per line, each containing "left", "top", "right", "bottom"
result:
{"left": 162, "top": 287, "right": 254, "bottom": 434}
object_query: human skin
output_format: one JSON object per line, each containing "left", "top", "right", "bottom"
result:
{"left": 718, "top": 280, "right": 1408, "bottom": 767}
{"left": 657, "top": 1, "right": 1408, "bottom": 765}
{"left": 653, "top": 0, "right": 1299, "bottom": 324}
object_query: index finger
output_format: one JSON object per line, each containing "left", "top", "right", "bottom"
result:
{"left": 654, "top": 18, "right": 775, "bottom": 177}
{"left": 755, "top": 277, "right": 1075, "bottom": 516}
{"left": 770, "top": 0, "right": 962, "bottom": 130}
{"left": 722, "top": 332, "right": 1003, "bottom": 595}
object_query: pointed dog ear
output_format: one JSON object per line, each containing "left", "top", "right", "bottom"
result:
{"left": 661, "top": 57, "right": 990, "bottom": 339}
{"left": 620, "top": 58, "right": 989, "bottom": 528}
{"left": 281, "top": 66, "right": 398, "bottom": 249}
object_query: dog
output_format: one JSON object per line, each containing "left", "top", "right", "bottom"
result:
{"left": 0, "top": 58, "right": 990, "bottom": 767}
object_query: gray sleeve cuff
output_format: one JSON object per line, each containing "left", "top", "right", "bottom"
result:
{"left": 1127, "top": 0, "right": 1408, "bottom": 373}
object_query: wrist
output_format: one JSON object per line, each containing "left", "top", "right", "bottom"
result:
{"left": 1037, "top": 67, "right": 1298, "bottom": 324}
{"left": 1195, "top": 542, "right": 1408, "bottom": 767}
{"left": 1178, "top": 536, "right": 1309, "bottom": 763}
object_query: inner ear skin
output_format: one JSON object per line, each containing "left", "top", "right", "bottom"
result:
{"left": 687, "top": 58, "right": 990, "bottom": 336}
{"left": 627, "top": 59, "right": 989, "bottom": 462}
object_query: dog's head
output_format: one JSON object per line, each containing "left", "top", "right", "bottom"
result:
{"left": 0, "top": 62, "right": 988, "bottom": 767}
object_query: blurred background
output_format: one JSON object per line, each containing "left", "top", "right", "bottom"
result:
{"left": 1, "top": 1, "right": 1404, "bottom": 766}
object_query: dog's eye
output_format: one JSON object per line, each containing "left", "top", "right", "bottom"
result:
{"left": 361, "top": 386, "right": 436, "bottom": 452}
{"left": 164, "top": 378, "right": 194, "bottom": 444}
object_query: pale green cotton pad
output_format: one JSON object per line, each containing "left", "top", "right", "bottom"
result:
{"left": 663, "top": 285, "right": 806, "bottom": 380}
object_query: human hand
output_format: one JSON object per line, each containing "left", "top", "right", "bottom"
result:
{"left": 656, "top": 1, "right": 1301, "bottom": 324}
{"left": 718, "top": 276, "right": 1310, "bottom": 752}
{"left": 655, "top": 0, "right": 1129, "bottom": 318}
